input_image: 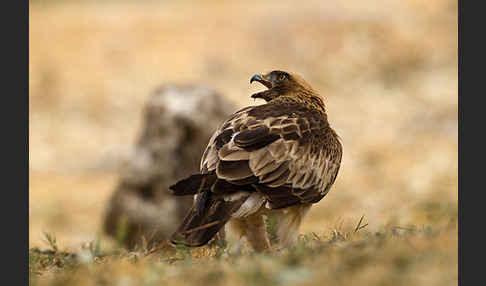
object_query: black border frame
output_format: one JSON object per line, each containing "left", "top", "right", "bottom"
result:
{"left": 22, "top": 0, "right": 463, "bottom": 284}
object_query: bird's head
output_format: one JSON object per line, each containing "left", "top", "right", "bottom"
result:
{"left": 250, "top": 70, "right": 325, "bottom": 112}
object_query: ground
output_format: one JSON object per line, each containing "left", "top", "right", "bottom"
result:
{"left": 29, "top": 0, "right": 457, "bottom": 285}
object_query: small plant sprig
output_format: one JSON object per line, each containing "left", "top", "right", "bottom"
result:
{"left": 43, "top": 231, "right": 58, "bottom": 252}
{"left": 354, "top": 215, "right": 369, "bottom": 234}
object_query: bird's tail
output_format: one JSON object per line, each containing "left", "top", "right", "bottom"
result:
{"left": 169, "top": 174, "right": 248, "bottom": 247}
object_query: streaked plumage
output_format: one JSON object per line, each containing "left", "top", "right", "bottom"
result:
{"left": 170, "top": 70, "right": 342, "bottom": 251}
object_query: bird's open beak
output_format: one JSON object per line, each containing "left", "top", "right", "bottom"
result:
{"left": 250, "top": 73, "right": 273, "bottom": 89}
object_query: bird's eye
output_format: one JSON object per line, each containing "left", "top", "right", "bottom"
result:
{"left": 279, "top": 75, "right": 285, "bottom": 81}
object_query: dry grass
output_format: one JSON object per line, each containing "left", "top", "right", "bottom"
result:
{"left": 29, "top": 0, "right": 457, "bottom": 285}
{"left": 30, "top": 222, "right": 457, "bottom": 286}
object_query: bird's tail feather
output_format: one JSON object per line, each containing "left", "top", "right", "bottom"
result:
{"left": 170, "top": 191, "right": 247, "bottom": 247}
{"left": 170, "top": 178, "right": 248, "bottom": 247}
{"left": 170, "top": 174, "right": 217, "bottom": 196}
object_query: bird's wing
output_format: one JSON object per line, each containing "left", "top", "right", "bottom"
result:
{"left": 200, "top": 102, "right": 342, "bottom": 209}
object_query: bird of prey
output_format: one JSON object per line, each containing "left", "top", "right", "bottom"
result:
{"left": 170, "top": 70, "right": 342, "bottom": 252}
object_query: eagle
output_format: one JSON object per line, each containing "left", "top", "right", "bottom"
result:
{"left": 169, "top": 70, "right": 342, "bottom": 252}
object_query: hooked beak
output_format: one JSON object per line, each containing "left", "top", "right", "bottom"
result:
{"left": 250, "top": 73, "right": 273, "bottom": 89}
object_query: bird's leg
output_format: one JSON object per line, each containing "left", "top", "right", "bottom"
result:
{"left": 227, "top": 214, "right": 271, "bottom": 252}
{"left": 226, "top": 218, "right": 247, "bottom": 252}
{"left": 242, "top": 213, "right": 271, "bottom": 252}
{"left": 274, "top": 204, "right": 312, "bottom": 248}
{"left": 211, "top": 228, "right": 227, "bottom": 248}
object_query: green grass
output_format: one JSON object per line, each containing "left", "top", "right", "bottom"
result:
{"left": 29, "top": 218, "right": 457, "bottom": 286}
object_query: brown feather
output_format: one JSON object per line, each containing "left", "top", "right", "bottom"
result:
{"left": 216, "top": 160, "right": 253, "bottom": 180}
{"left": 260, "top": 161, "right": 290, "bottom": 183}
{"left": 171, "top": 70, "right": 343, "bottom": 250}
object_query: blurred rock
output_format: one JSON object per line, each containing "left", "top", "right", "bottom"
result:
{"left": 103, "top": 84, "right": 236, "bottom": 249}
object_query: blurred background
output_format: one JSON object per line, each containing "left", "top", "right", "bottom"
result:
{"left": 29, "top": 0, "right": 457, "bottom": 255}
